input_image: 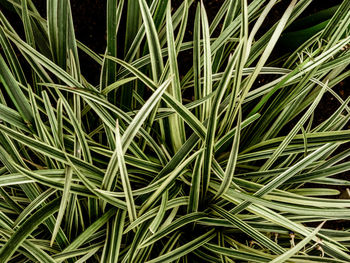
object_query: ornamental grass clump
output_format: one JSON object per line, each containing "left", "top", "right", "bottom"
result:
{"left": 0, "top": 0, "right": 350, "bottom": 262}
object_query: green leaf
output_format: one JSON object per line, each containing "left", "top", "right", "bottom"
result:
{"left": 58, "top": 208, "right": 116, "bottom": 256}
{"left": 214, "top": 108, "right": 241, "bottom": 199}
{"left": 269, "top": 222, "right": 325, "bottom": 263}
{"left": 0, "top": 54, "right": 33, "bottom": 125}
{"left": 101, "top": 209, "right": 126, "bottom": 262}
{"left": 50, "top": 166, "right": 73, "bottom": 246}
{"left": 0, "top": 198, "right": 61, "bottom": 262}
{"left": 141, "top": 212, "right": 207, "bottom": 248}
{"left": 115, "top": 120, "right": 137, "bottom": 222}
{"left": 101, "top": 0, "right": 124, "bottom": 89}
{"left": 145, "top": 229, "right": 216, "bottom": 263}
{"left": 200, "top": 1, "right": 212, "bottom": 121}
{"left": 165, "top": 1, "right": 185, "bottom": 151}
{"left": 202, "top": 50, "right": 240, "bottom": 198}
{"left": 230, "top": 143, "right": 337, "bottom": 214}
{"left": 138, "top": 0, "right": 164, "bottom": 82}
{"left": 212, "top": 205, "right": 285, "bottom": 255}
{"left": 139, "top": 149, "right": 202, "bottom": 215}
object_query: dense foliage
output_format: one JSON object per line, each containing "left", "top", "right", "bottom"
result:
{"left": 0, "top": 0, "right": 350, "bottom": 262}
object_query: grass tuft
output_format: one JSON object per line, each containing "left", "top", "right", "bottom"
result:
{"left": 0, "top": 0, "right": 349, "bottom": 262}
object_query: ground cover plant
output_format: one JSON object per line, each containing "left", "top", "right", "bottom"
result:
{"left": 0, "top": 0, "right": 350, "bottom": 262}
